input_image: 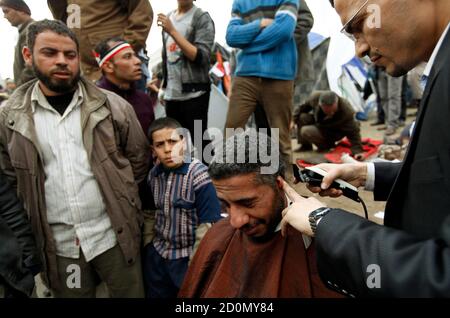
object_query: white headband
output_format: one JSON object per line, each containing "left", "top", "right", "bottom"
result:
{"left": 95, "top": 43, "right": 132, "bottom": 67}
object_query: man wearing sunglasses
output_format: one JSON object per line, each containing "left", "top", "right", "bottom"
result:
{"left": 281, "top": 0, "right": 450, "bottom": 297}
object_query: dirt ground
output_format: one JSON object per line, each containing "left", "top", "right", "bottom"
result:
{"left": 290, "top": 108, "right": 417, "bottom": 224}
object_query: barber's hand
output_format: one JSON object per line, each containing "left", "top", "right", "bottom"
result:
{"left": 306, "top": 163, "right": 368, "bottom": 198}
{"left": 280, "top": 180, "right": 326, "bottom": 237}
{"left": 260, "top": 18, "right": 274, "bottom": 29}
{"left": 157, "top": 14, "right": 175, "bottom": 35}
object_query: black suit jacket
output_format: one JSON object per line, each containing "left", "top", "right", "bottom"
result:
{"left": 315, "top": 29, "right": 450, "bottom": 297}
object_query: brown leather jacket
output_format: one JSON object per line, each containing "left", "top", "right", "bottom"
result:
{"left": 0, "top": 78, "right": 150, "bottom": 289}
{"left": 47, "top": 0, "right": 153, "bottom": 81}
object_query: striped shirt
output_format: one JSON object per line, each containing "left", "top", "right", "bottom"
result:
{"left": 31, "top": 83, "right": 117, "bottom": 262}
{"left": 149, "top": 159, "right": 221, "bottom": 260}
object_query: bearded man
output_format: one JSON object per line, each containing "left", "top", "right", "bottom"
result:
{"left": 0, "top": 19, "right": 149, "bottom": 298}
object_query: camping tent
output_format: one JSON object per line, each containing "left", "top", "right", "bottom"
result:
{"left": 310, "top": 32, "right": 374, "bottom": 118}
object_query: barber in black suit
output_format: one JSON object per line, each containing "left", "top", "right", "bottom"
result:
{"left": 280, "top": 0, "right": 450, "bottom": 297}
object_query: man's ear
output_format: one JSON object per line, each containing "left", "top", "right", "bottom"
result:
{"left": 22, "top": 46, "right": 33, "bottom": 67}
{"left": 103, "top": 61, "right": 115, "bottom": 74}
{"left": 276, "top": 176, "right": 284, "bottom": 189}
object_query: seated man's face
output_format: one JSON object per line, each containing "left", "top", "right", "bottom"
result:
{"left": 213, "top": 173, "right": 286, "bottom": 240}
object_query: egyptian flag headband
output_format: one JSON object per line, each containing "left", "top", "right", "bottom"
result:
{"left": 93, "top": 41, "right": 132, "bottom": 68}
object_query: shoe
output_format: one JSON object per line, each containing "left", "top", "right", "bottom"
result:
{"left": 370, "top": 120, "right": 385, "bottom": 126}
{"left": 377, "top": 126, "right": 387, "bottom": 131}
{"left": 398, "top": 120, "right": 406, "bottom": 127}
{"left": 385, "top": 126, "right": 397, "bottom": 136}
{"left": 294, "top": 145, "right": 313, "bottom": 152}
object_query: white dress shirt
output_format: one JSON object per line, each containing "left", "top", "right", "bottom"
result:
{"left": 31, "top": 83, "right": 117, "bottom": 262}
{"left": 365, "top": 22, "right": 450, "bottom": 191}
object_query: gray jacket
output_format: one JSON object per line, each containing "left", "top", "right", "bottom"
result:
{"left": 161, "top": 6, "right": 215, "bottom": 93}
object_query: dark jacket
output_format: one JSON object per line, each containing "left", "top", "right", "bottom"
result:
{"left": 14, "top": 19, "right": 35, "bottom": 86}
{"left": 294, "top": 0, "right": 314, "bottom": 83}
{"left": 315, "top": 30, "right": 450, "bottom": 297}
{"left": 161, "top": 6, "right": 215, "bottom": 93}
{"left": 0, "top": 172, "right": 41, "bottom": 297}
{"left": 97, "top": 76, "right": 155, "bottom": 136}
{"left": 295, "top": 91, "right": 363, "bottom": 154}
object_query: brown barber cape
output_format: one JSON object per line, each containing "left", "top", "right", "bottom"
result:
{"left": 179, "top": 219, "right": 341, "bottom": 298}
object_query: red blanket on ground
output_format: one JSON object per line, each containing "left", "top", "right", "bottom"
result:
{"left": 297, "top": 138, "right": 383, "bottom": 167}
{"left": 324, "top": 138, "right": 382, "bottom": 163}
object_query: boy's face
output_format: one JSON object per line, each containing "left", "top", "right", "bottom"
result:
{"left": 151, "top": 127, "right": 185, "bottom": 169}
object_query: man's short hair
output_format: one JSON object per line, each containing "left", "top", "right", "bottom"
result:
{"left": 27, "top": 19, "right": 79, "bottom": 52}
{"left": 147, "top": 117, "right": 183, "bottom": 145}
{"left": 319, "top": 91, "right": 338, "bottom": 106}
{"left": 208, "top": 130, "right": 285, "bottom": 187}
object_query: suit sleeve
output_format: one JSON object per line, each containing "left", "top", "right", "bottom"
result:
{"left": 315, "top": 209, "right": 450, "bottom": 297}
{"left": 122, "top": 0, "right": 153, "bottom": 52}
{"left": 373, "top": 162, "right": 402, "bottom": 201}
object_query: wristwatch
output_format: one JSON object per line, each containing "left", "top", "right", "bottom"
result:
{"left": 308, "top": 207, "right": 331, "bottom": 235}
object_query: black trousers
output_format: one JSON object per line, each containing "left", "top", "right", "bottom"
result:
{"left": 165, "top": 92, "right": 210, "bottom": 163}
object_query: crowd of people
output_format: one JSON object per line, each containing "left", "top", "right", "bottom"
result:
{"left": 0, "top": 0, "right": 449, "bottom": 299}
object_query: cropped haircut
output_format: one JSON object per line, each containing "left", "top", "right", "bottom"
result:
{"left": 208, "top": 130, "right": 285, "bottom": 188}
{"left": 147, "top": 117, "right": 183, "bottom": 145}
